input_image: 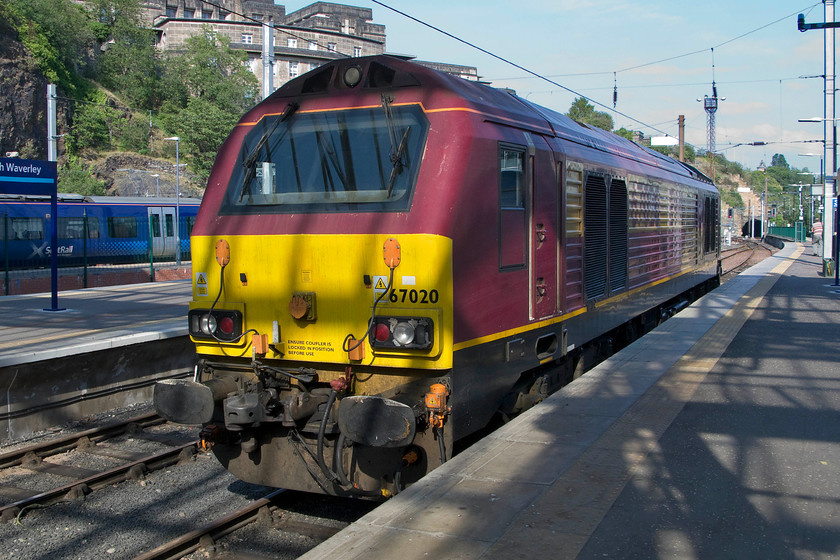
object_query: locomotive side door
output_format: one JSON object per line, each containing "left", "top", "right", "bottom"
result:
{"left": 529, "top": 135, "right": 559, "bottom": 320}
{"left": 147, "top": 206, "right": 176, "bottom": 258}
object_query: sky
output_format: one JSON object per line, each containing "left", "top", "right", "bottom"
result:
{"left": 284, "top": 0, "right": 835, "bottom": 174}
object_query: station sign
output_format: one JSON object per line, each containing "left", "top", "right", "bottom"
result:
{"left": 0, "top": 157, "right": 57, "bottom": 195}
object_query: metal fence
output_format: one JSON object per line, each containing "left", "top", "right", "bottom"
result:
{"left": 767, "top": 223, "right": 806, "bottom": 242}
{"left": 2, "top": 213, "right": 192, "bottom": 296}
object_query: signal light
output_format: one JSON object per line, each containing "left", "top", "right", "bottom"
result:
{"left": 219, "top": 316, "right": 235, "bottom": 335}
{"left": 189, "top": 309, "right": 243, "bottom": 341}
{"left": 374, "top": 322, "right": 391, "bottom": 342}
{"left": 370, "top": 316, "right": 433, "bottom": 351}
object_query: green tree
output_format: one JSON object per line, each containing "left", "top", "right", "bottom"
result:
{"left": 160, "top": 26, "right": 258, "bottom": 182}
{"left": 1, "top": 0, "right": 95, "bottom": 95}
{"left": 58, "top": 158, "right": 107, "bottom": 195}
{"left": 567, "top": 97, "right": 613, "bottom": 131}
{"left": 66, "top": 92, "right": 121, "bottom": 154}
{"left": 94, "top": 0, "right": 162, "bottom": 108}
{"left": 614, "top": 127, "right": 634, "bottom": 141}
{"left": 771, "top": 153, "right": 789, "bottom": 169}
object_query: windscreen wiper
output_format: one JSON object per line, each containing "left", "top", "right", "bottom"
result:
{"left": 239, "top": 102, "right": 299, "bottom": 199}
{"left": 387, "top": 126, "right": 410, "bottom": 196}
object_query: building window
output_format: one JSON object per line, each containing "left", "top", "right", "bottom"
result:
{"left": 289, "top": 61, "right": 299, "bottom": 78}
{"left": 309, "top": 62, "right": 319, "bottom": 71}
{"left": 202, "top": 10, "right": 212, "bottom": 19}
{"left": 353, "top": 46, "right": 361, "bottom": 57}
{"left": 288, "top": 38, "right": 297, "bottom": 48}
{"left": 328, "top": 43, "right": 337, "bottom": 52}
{"left": 242, "top": 34, "right": 253, "bottom": 44}
{"left": 309, "top": 41, "right": 318, "bottom": 50}
{"left": 165, "top": 7, "right": 176, "bottom": 17}
{"left": 183, "top": 8, "right": 194, "bottom": 18}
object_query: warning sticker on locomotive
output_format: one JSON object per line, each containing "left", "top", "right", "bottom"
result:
{"left": 286, "top": 339, "right": 335, "bottom": 357}
{"left": 195, "top": 272, "right": 208, "bottom": 297}
{"left": 373, "top": 275, "right": 389, "bottom": 301}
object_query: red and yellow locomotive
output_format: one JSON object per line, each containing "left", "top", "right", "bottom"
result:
{"left": 155, "top": 56, "right": 719, "bottom": 496}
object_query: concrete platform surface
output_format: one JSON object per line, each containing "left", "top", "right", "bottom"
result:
{"left": 301, "top": 243, "right": 840, "bottom": 560}
{"left": 0, "top": 280, "right": 191, "bottom": 367}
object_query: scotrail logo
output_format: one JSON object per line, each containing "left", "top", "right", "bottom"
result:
{"left": 27, "top": 242, "right": 74, "bottom": 258}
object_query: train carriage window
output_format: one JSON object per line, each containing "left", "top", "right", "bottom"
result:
{"left": 150, "top": 214, "right": 161, "bottom": 238}
{"left": 107, "top": 217, "right": 138, "bottom": 238}
{"left": 57, "top": 217, "right": 99, "bottom": 239}
{"left": 185, "top": 217, "right": 196, "bottom": 237}
{"left": 165, "top": 214, "right": 174, "bottom": 237}
{"left": 499, "top": 145, "right": 527, "bottom": 270}
{"left": 5, "top": 218, "right": 44, "bottom": 241}
{"left": 500, "top": 149, "right": 524, "bottom": 208}
{"left": 87, "top": 217, "right": 100, "bottom": 238}
{"left": 223, "top": 104, "right": 429, "bottom": 214}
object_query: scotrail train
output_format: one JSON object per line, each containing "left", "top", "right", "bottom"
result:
{"left": 154, "top": 55, "right": 720, "bottom": 497}
{"left": 1, "top": 194, "right": 200, "bottom": 267}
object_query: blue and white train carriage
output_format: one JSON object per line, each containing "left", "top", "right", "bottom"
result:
{"left": 0, "top": 194, "right": 201, "bottom": 268}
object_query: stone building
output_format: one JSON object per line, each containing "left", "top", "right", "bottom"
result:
{"left": 142, "top": 1, "right": 388, "bottom": 91}
{"left": 141, "top": 1, "right": 478, "bottom": 91}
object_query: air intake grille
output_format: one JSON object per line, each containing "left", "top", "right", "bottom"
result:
{"left": 609, "top": 179, "right": 628, "bottom": 291}
{"left": 584, "top": 175, "right": 607, "bottom": 300}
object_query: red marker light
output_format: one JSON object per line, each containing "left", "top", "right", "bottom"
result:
{"left": 219, "top": 316, "right": 235, "bottom": 335}
{"left": 374, "top": 323, "right": 391, "bottom": 342}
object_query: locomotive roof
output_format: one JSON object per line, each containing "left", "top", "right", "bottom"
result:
{"left": 264, "top": 55, "right": 714, "bottom": 188}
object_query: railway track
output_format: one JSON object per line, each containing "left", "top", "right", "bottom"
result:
{"left": 135, "top": 488, "right": 367, "bottom": 560}
{"left": 0, "top": 407, "right": 375, "bottom": 559}
{"left": 721, "top": 239, "right": 773, "bottom": 278}
{"left": 0, "top": 412, "right": 198, "bottom": 524}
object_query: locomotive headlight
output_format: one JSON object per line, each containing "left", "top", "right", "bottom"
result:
{"left": 201, "top": 313, "right": 217, "bottom": 336}
{"left": 369, "top": 316, "right": 433, "bottom": 351}
{"left": 218, "top": 316, "right": 235, "bottom": 335}
{"left": 343, "top": 66, "right": 362, "bottom": 87}
{"left": 189, "top": 309, "right": 244, "bottom": 342}
{"left": 393, "top": 322, "right": 415, "bottom": 345}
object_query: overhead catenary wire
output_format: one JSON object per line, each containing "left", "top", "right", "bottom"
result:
{"left": 370, "top": 0, "right": 669, "bottom": 136}
{"left": 488, "top": 2, "right": 822, "bottom": 82}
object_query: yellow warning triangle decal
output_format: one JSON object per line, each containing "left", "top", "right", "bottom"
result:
{"left": 375, "top": 278, "right": 387, "bottom": 290}
{"left": 196, "top": 273, "right": 207, "bottom": 286}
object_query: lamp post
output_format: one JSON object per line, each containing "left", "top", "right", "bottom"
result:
{"left": 164, "top": 136, "right": 181, "bottom": 266}
{"left": 798, "top": 118, "right": 837, "bottom": 269}
{"left": 757, "top": 160, "right": 768, "bottom": 238}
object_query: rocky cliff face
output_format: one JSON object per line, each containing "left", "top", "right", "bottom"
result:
{"left": 0, "top": 15, "right": 49, "bottom": 160}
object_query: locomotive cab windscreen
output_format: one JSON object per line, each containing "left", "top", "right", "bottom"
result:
{"left": 222, "top": 103, "right": 429, "bottom": 215}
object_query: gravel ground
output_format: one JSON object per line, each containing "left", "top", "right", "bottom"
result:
{"left": 0, "top": 402, "right": 376, "bottom": 560}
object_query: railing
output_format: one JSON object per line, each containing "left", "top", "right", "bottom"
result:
{"left": 767, "top": 223, "right": 807, "bottom": 242}
{"left": 2, "top": 213, "right": 192, "bottom": 296}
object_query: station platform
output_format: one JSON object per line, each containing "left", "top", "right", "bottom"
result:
{"left": 0, "top": 279, "right": 191, "bottom": 368}
{"left": 301, "top": 242, "right": 840, "bottom": 560}
{"left": 0, "top": 280, "right": 193, "bottom": 442}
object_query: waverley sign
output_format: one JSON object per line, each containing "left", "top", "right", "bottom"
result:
{"left": 0, "top": 157, "right": 63, "bottom": 310}
{"left": 0, "top": 157, "right": 57, "bottom": 196}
